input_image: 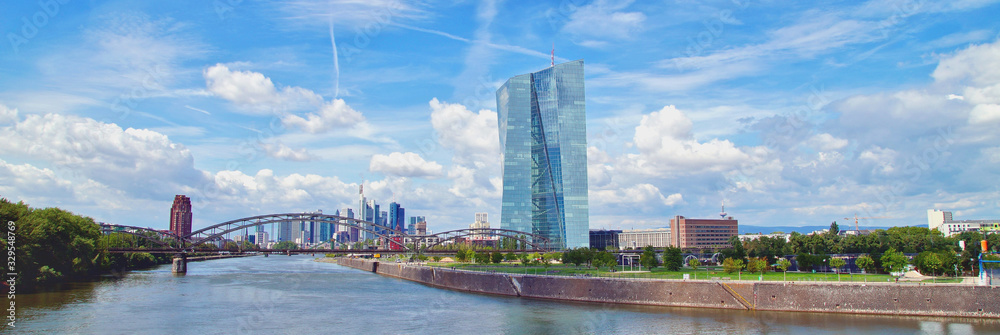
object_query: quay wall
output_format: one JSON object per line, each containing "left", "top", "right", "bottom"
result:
{"left": 336, "top": 259, "right": 1000, "bottom": 318}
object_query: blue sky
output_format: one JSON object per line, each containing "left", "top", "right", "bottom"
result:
{"left": 1, "top": 0, "right": 999, "bottom": 233}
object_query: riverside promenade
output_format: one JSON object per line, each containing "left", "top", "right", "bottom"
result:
{"left": 331, "top": 258, "right": 1000, "bottom": 319}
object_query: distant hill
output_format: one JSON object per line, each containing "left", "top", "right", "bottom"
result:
{"left": 739, "top": 224, "right": 928, "bottom": 235}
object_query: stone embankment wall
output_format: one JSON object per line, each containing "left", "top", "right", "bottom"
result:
{"left": 337, "top": 259, "right": 1000, "bottom": 318}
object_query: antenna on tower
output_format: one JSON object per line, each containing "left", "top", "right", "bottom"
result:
{"left": 551, "top": 42, "right": 555, "bottom": 67}
{"left": 720, "top": 200, "right": 727, "bottom": 219}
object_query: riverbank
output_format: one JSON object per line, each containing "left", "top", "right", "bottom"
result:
{"left": 334, "top": 258, "right": 1000, "bottom": 319}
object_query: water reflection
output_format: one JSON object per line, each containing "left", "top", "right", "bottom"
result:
{"left": 9, "top": 255, "right": 1000, "bottom": 334}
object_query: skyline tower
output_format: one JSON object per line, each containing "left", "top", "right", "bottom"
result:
{"left": 495, "top": 59, "right": 589, "bottom": 249}
{"left": 169, "top": 195, "right": 192, "bottom": 238}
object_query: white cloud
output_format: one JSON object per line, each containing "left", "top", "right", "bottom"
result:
{"left": 281, "top": 99, "right": 365, "bottom": 133}
{"left": 261, "top": 143, "right": 314, "bottom": 162}
{"left": 0, "top": 105, "right": 17, "bottom": 125}
{"left": 429, "top": 98, "right": 500, "bottom": 167}
{"left": 0, "top": 113, "right": 205, "bottom": 197}
{"left": 562, "top": 0, "right": 646, "bottom": 43}
{"left": 591, "top": 183, "right": 683, "bottom": 208}
{"left": 932, "top": 40, "right": 1000, "bottom": 87}
{"left": 204, "top": 63, "right": 323, "bottom": 114}
{"left": 623, "top": 105, "right": 749, "bottom": 175}
{"left": 369, "top": 152, "right": 443, "bottom": 178}
{"left": 807, "top": 133, "right": 849, "bottom": 151}
{"left": 208, "top": 169, "right": 356, "bottom": 208}
{"left": 968, "top": 104, "right": 1000, "bottom": 125}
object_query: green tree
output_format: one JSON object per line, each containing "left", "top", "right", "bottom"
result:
{"left": 880, "top": 248, "right": 909, "bottom": 275}
{"left": 722, "top": 257, "right": 745, "bottom": 274}
{"left": 504, "top": 252, "right": 518, "bottom": 262}
{"left": 432, "top": 256, "right": 442, "bottom": 262}
{"left": 688, "top": 258, "right": 701, "bottom": 270}
{"left": 663, "top": 247, "right": 683, "bottom": 271}
{"left": 855, "top": 255, "right": 876, "bottom": 273}
{"left": 829, "top": 221, "right": 840, "bottom": 236}
{"left": 915, "top": 251, "right": 943, "bottom": 276}
{"left": 776, "top": 258, "right": 792, "bottom": 281}
{"left": 592, "top": 251, "right": 616, "bottom": 270}
{"left": 272, "top": 241, "right": 299, "bottom": 250}
{"left": 639, "top": 246, "right": 660, "bottom": 270}
{"left": 455, "top": 249, "right": 469, "bottom": 262}
{"left": 491, "top": 251, "right": 504, "bottom": 264}
{"left": 747, "top": 258, "right": 767, "bottom": 274}
{"left": 829, "top": 258, "right": 846, "bottom": 273}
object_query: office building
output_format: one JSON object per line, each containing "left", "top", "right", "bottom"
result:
{"left": 496, "top": 59, "right": 589, "bottom": 249}
{"left": 618, "top": 228, "right": 671, "bottom": 249}
{"left": 409, "top": 216, "right": 426, "bottom": 235}
{"left": 589, "top": 229, "right": 622, "bottom": 250}
{"left": 389, "top": 202, "right": 405, "bottom": 233}
{"left": 169, "top": 195, "right": 193, "bottom": 238}
{"left": 670, "top": 216, "right": 738, "bottom": 249}
{"left": 470, "top": 212, "right": 490, "bottom": 239}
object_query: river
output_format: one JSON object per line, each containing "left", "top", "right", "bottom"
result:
{"left": 8, "top": 255, "right": 999, "bottom": 334}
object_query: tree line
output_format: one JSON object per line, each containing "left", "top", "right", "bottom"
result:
{"left": 1, "top": 198, "right": 173, "bottom": 292}
{"left": 721, "top": 223, "right": 1000, "bottom": 276}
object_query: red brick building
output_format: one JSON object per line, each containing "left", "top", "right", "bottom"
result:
{"left": 670, "top": 215, "right": 738, "bottom": 249}
{"left": 170, "top": 195, "right": 192, "bottom": 238}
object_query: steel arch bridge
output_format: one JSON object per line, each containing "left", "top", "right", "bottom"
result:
{"left": 99, "top": 223, "right": 178, "bottom": 248}
{"left": 184, "top": 213, "right": 406, "bottom": 248}
{"left": 100, "top": 213, "right": 552, "bottom": 253}
{"left": 415, "top": 228, "right": 549, "bottom": 250}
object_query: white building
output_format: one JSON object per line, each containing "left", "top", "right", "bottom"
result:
{"left": 618, "top": 228, "right": 671, "bottom": 249}
{"left": 470, "top": 212, "right": 491, "bottom": 240}
{"left": 928, "top": 209, "right": 1000, "bottom": 237}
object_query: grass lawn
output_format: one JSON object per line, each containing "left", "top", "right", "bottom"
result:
{"left": 424, "top": 262, "right": 899, "bottom": 283}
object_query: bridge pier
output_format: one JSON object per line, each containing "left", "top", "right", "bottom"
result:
{"left": 172, "top": 254, "right": 187, "bottom": 275}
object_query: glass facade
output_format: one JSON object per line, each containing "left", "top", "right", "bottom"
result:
{"left": 496, "top": 59, "right": 589, "bottom": 249}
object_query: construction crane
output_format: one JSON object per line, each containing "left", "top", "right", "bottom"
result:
{"left": 843, "top": 214, "right": 891, "bottom": 232}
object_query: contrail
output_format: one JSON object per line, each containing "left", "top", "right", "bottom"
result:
{"left": 329, "top": 11, "right": 340, "bottom": 99}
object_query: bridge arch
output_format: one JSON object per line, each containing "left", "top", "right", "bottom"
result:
{"left": 99, "top": 223, "right": 178, "bottom": 248}
{"left": 185, "top": 213, "right": 408, "bottom": 249}
{"left": 419, "top": 228, "right": 549, "bottom": 250}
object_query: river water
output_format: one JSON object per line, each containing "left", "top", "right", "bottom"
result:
{"left": 8, "top": 255, "right": 999, "bottom": 334}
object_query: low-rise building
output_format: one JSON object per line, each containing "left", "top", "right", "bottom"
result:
{"left": 618, "top": 228, "right": 671, "bottom": 249}
{"left": 589, "top": 229, "right": 621, "bottom": 250}
{"left": 928, "top": 209, "right": 1000, "bottom": 237}
{"left": 670, "top": 215, "right": 738, "bottom": 249}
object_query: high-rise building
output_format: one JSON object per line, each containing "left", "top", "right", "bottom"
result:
{"left": 169, "top": 195, "right": 193, "bottom": 238}
{"left": 409, "top": 216, "right": 425, "bottom": 235}
{"left": 341, "top": 207, "right": 358, "bottom": 242}
{"left": 496, "top": 59, "right": 589, "bottom": 249}
{"left": 471, "top": 212, "right": 490, "bottom": 239}
{"left": 389, "top": 202, "right": 405, "bottom": 233}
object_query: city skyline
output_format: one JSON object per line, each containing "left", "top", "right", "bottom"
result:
{"left": 1, "top": 1, "right": 999, "bottom": 232}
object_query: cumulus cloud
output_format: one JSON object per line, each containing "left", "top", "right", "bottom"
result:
{"left": 807, "top": 133, "right": 849, "bottom": 151}
{"left": 968, "top": 104, "right": 1000, "bottom": 125}
{"left": 204, "top": 64, "right": 365, "bottom": 132}
{"left": 369, "top": 152, "right": 444, "bottom": 178}
{"left": 591, "top": 183, "right": 683, "bottom": 208}
{"left": 0, "top": 112, "right": 205, "bottom": 198}
{"left": 0, "top": 105, "right": 17, "bottom": 125}
{"left": 623, "top": 105, "right": 749, "bottom": 174}
{"left": 208, "top": 169, "right": 356, "bottom": 207}
{"left": 429, "top": 98, "right": 500, "bottom": 167}
{"left": 261, "top": 143, "right": 314, "bottom": 162}
{"left": 282, "top": 99, "right": 365, "bottom": 133}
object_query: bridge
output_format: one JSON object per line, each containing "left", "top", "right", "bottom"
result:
{"left": 99, "top": 212, "right": 549, "bottom": 273}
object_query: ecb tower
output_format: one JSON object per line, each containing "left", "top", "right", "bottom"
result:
{"left": 495, "top": 59, "right": 588, "bottom": 250}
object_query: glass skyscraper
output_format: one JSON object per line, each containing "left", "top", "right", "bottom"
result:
{"left": 496, "top": 59, "right": 589, "bottom": 250}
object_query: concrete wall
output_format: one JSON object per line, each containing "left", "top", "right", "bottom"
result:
{"left": 336, "top": 259, "right": 1000, "bottom": 318}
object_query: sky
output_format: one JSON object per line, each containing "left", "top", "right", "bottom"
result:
{"left": 1, "top": 0, "right": 999, "bottom": 233}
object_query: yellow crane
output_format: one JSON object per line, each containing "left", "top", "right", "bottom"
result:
{"left": 843, "top": 214, "right": 891, "bottom": 232}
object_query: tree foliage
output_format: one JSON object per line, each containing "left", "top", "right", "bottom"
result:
{"left": 592, "top": 251, "right": 617, "bottom": 270}
{"left": 829, "top": 258, "right": 846, "bottom": 273}
{"left": 722, "top": 258, "right": 744, "bottom": 274}
{"left": 639, "top": 246, "right": 659, "bottom": 270}
{"left": 662, "top": 247, "right": 683, "bottom": 271}
{"left": 880, "top": 248, "right": 910, "bottom": 274}
{"left": 688, "top": 258, "right": 701, "bottom": 270}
